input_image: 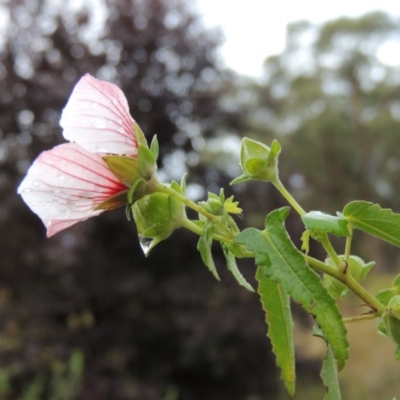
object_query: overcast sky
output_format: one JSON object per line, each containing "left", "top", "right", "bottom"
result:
{"left": 195, "top": 0, "right": 400, "bottom": 77}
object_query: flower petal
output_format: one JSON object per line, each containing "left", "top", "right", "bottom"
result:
{"left": 18, "top": 143, "right": 128, "bottom": 237}
{"left": 60, "top": 74, "right": 138, "bottom": 156}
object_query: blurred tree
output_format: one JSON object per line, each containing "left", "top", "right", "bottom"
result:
{"left": 0, "top": 0, "right": 279, "bottom": 399}
{"left": 218, "top": 12, "right": 400, "bottom": 267}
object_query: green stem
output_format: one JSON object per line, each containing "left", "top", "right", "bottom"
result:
{"left": 156, "top": 183, "right": 221, "bottom": 223}
{"left": 272, "top": 178, "right": 306, "bottom": 216}
{"left": 305, "top": 255, "right": 342, "bottom": 278}
{"left": 181, "top": 218, "right": 233, "bottom": 244}
{"left": 319, "top": 233, "right": 343, "bottom": 269}
{"left": 344, "top": 232, "right": 352, "bottom": 264}
{"left": 343, "top": 312, "right": 378, "bottom": 324}
{"left": 306, "top": 255, "right": 385, "bottom": 315}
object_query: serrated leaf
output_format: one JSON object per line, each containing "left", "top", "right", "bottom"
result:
{"left": 321, "top": 346, "right": 342, "bottom": 400}
{"left": 235, "top": 207, "right": 349, "bottom": 370}
{"left": 197, "top": 221, "right": 220, "bottom": 280}
{"left": 302, "top": 211, "right": 350, "bottom": 237}
{"left": 221, "top": 243, "right": 254, "bottom": 292}
{"left": 256, "top": 267, "right": 295, "bottom": 395}
{"left": 343, "top": 201, "right": 400, "bottom": 247}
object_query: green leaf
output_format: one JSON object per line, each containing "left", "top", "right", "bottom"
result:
{"left": 256, "top": 267, "right": 295, "bottom": 395}
{"left": 197, "top": 221, "right": 220, "bottom": 280}
{"left": 343, "top": 201, "right": 400, "bottom": 247}
{"left": 221, "top": 243, "right": 254, "bottom": 292}
{"left": 235, "top": 207, "right": 349, "bottom": 369}
{"left": 302, "top": 211, "right": 350, "bottom": 237}
{"left": 321, "top": 346, "right": 342, "bottom": 400}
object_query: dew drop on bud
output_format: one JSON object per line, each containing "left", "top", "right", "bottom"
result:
{"left": 138, "top": 235, "right": 153, "bottom": 256}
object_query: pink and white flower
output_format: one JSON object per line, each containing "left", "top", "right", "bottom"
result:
{"left": 60, "top": 74, "right": 137, "bottom": 157}
{"left": 18, "top": 74, "right": 138, "bottom": 237}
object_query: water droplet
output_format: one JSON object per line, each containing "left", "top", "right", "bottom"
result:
{"left": 23, "top": 188, "right": 32, "bottom": 193}
{"left": 138, "top": 235, "right": 154, "bottom": 256}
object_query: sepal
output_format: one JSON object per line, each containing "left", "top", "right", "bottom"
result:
{"left": 231, "top": 138, "right": 281, "bottom": 184}
{"left": 103, "top": 156, "right": 141, "bottom": 187}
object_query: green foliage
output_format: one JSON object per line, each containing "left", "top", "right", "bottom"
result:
{"left": 321, "top": 346, "right": 342, "bottom": 400}
{"left": 256, "top": 268, "right": 295, "bottom": 395}
{"left": 197, "top": 220, "right": 220, "bottom": 280}
{"left": 302, "top": 211, "right": 350, "bottom": 237}
{"left": 235, "top": 208, "right": 349, "bottom": 370}
{"left": 343, "top": 201, "right": 400, "bottom": 247}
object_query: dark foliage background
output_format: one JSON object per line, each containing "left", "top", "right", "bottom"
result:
{"left": 1, "top": 0, "right": 400, "bottom": 399}
{"left": 0, "top": 1, "right": 280, "bottom": 399}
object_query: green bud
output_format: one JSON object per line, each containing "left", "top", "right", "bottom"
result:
{"left": 382, "top": 295, "right": 400, "bottom": 345}
{"left": 231, "top": 138, "right": 281, "bottom": 184}
{"left": 132, "top": 189, "right": 186, "bottom": 255}
{"left": 323, "top": 255, "right": 375, "bottom": 299}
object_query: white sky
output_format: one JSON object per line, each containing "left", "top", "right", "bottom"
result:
{"left": 195, "top": 0, "right": 400, "bottom": 77}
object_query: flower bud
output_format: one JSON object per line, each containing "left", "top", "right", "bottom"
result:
{"left": 132, "top": 189, "right": 186, "bottom": 255}
{"left": 231, "top": 138, "right": 281, "bottom": 184}
{"left": 381, "top": 295, "right": 400, "bottom": 346}
{"left": 323, "top": 255, "right": 374, "bottom": 299}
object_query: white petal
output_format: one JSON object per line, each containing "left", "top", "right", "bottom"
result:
{"left": 18, "top": 143, "right": 127, "bottom": 237}
{"left": 60, "top": 74, "right": 138, "bottom": 156}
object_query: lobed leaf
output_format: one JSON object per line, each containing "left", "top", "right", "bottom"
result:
{"left": 256, "top": 267, "right": 295, "bottom": 395}
{"left": 343, "top": 201, "right": 400, "bottom": 247}
{"left": 235, "top": 207, "right": 349, "bottom": 369}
